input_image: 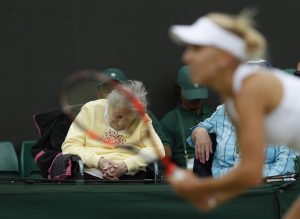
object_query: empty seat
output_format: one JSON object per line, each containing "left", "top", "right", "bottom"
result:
{"left": 20, "top": 141, "right": 42, "bottom": 178}
{"left": 0, "top": 141, "right": 19, "bottom": 177}
{"left": 295, "top": 156, "right": 300, "bottom": 173}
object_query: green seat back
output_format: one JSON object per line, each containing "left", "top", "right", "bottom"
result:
{"left": 20, "top": 141, "right": 42, "bottom": 178}
{"left": 295, "top": 156, "right": 300, "bottom": 173}
{"left": 0, "top": 141, "right": 19, "bottom": 177}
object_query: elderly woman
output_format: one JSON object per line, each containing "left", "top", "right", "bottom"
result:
{"left": 62, "top": 80, "right": 165, "bottom": 180}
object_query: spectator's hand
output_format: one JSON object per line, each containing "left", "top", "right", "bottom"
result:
{"left": 103, "top": 161, "right": 128, "bottom": 180}
{"left": 297, "top": 62, "right": 300, "bottom": 71}
{"left": 98, "top": 158, "right": 117, "bottom": 172}
{"left": 192, "top": 127, "right": 212, "bottom": 163}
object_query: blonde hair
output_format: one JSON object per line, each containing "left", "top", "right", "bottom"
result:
{"left": 207, "top": 9, "right": 266, "bottom": 60}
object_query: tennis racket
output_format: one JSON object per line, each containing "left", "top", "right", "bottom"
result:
{"left": 59, "top": 70, "right": 184, "bottom": 179}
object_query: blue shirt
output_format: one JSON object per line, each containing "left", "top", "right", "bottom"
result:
{"left": 187, "top": 104, "right": 296, "bottom": 178}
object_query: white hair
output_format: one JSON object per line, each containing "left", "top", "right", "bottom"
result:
{"left": 107, "top": 80, "right": 148, "bottom": 111}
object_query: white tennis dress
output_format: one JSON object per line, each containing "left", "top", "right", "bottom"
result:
{"left": 226, "top": 64, "right": 300, "bottom": 151}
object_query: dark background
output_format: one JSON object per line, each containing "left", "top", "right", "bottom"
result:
{"left": 1, "top": 0, "right": 299, "bottom": 152}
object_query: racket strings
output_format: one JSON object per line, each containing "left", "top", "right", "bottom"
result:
{"left": 66, "top": 80, "right": 98, "bottom": 106}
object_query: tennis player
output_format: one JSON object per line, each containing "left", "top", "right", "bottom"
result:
{"left": 168, "top": 11, "right": 300, "bottom": 219}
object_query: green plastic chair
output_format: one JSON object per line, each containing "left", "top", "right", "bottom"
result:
{"left": 0, "top": 141, "right": 19, "bottom": 177}
{"left": 295, "top": 156, "right": 300, "bottom": 173}
{"left": 20, "top": 141, "right": 42, "bottom": 178}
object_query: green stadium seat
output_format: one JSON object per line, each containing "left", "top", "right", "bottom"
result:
{"left": 295, "top": 156, "right": 300, "bottom": 173}
{"left": 20, "top": 141, "right": 42, "bottom": 178}
{"left": 0, "top": 141, "right": 19, "bottom": 177}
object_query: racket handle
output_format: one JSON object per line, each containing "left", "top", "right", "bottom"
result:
{"left": 161, "top": 157, "right": 186, "bottom": 181}
{"left": 161, "top": 157, "right": 176, "bottom": 176}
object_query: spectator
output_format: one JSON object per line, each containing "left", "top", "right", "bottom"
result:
{"left": 97, "top": 68, "right": 171, "bottom": 150}
{"left": 96, "top": 68, "right": 128, "bottom": 99}
{"left": 187, "top": 104, "right": 296, "bottom": 178}
{"left": 161, "top": 66, "right": 213, "bottom": 169}
{"left": 62, "top": 80, "right": 165, "bottom": 180}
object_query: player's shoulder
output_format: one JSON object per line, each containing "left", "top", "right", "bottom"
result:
{"left": 242, "top": 66, "right": 286, "bottom": 89}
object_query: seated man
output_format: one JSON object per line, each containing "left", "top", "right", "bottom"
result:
{"left": 187, "top": 104, "right": 296, "bottom": 178}
{"left": 96, "top": 68, "right": 128, "bottom": 99}
{"left": 161, "top": 66, "right": 213, "bottom": 170}
{"left": 62, "top": 80, "right": 165, "bottom": 180}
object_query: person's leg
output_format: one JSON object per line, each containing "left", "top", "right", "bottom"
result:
{"left": 283, "top": 197, "right": 300, "bottom": 219}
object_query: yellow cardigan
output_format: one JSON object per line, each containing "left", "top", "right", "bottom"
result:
{"left": 62, "top": 99, "right": 165, "bottom": 173}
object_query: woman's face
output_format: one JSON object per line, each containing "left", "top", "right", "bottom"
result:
{"left": 183, "top": 45, "right": 225, "bottom": 85}
{"left": 108, "top": 106, "right": 137, "bottom": 131}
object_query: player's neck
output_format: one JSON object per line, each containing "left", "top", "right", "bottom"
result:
{"left": 211, "top": 64, "right": 239, "bottom": 99}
